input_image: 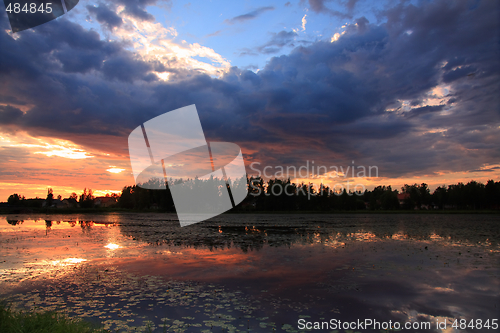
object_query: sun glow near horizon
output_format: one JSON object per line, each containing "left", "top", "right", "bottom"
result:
{"left": 106, "top": 167, "right": 126, "bottom": 174}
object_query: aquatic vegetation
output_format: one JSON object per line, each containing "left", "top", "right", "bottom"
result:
{"left": 0, "top": 302, "right": 107, "bottom": 333}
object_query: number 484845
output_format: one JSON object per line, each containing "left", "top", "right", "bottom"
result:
{"left": 6, "top": 2, "right": 53, "bottom": 14}
{"left": 452, "top": 319, "right": 498, "bottom": 330}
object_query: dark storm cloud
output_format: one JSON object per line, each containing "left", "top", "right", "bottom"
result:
{"left": 404, "top": 105, "right": 446, "bottom": 119}
{"left": 54, "top": 44, "right": 119, "bottom": 73}
{"left": 87, "top": 4, "right": 123, "bottom": 30}
{"left": 0, "top": 105, "right": 23, "bottom": 124}
{"left": 101, "top": 55, "right": 155, "bottom": 82}
{"left": 225, "top": 6, "right": 275, "bottom": 24}
{"left": 0, "top": 0, "right": 499, "bottom": 179}
{"left": 442, "top": 66, "right": 477, "bottom": 83}
{"left": 0, "top": 15, "right": 123, "bottom": 79}
{"left": 0, "top": 95, "right": 27, "bottom": 106}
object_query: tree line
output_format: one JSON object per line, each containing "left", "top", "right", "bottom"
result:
{"left": 4, "top": 178, "right": 500, "bottom": 211}
{"left": 6, "top": 187, "right": 118, "bottom": 209}
{"left": 245, "top": 178, "right": 500, "bottom": 211}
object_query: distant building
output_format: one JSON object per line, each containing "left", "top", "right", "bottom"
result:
{"left": 94, "top": 196, "right": 117, "bottom": 208}
{"left": 53, "top": 199, "right": 68, "bottom": 208}
{"left": 62, "top": 198, "right": 79, "bottom": 208}
{"left": 397, "top": 193, "right": 410, "bottom": 206}
{"left": 43, "top": 199, "right": 65, "bottom": 208}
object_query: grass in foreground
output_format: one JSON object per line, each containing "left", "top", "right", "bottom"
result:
{"left": 0, "top": 303, "right": 107, "bottom": 333}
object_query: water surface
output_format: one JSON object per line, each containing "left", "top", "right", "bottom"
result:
{"left": 0, "top": 213, "right": 498, "bottom": 332}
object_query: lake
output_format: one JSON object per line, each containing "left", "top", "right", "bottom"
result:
{"left": 0, "top": 213, "right": 498, "bottom": 332}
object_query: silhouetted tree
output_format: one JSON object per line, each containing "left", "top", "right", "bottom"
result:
{"left": 46, "top": 188, "right": 54, "bottom": 207}
{"left": 118, "top": 186, "right": 135, "bottom": 209}
{"left": 485, "top": 180, "right": 500, "bottom": 209}
{"left": 380, "top": 186, "right": 399, "bottom": 210}
{"left": 432, "top": 186, "right": 448, "bottom": 209}
{"left": 79, "top": 188, "right": 94, "bottom": 208}
{"left": 464, "top": 180, "right": 486, "bottom": 209}
{"left": 401, "top": 183, "right": 430, "bottom": 209}
{"left": 7, "top": 193, "right": 25, "bottom": 205}
{"left": 448, "top": 183, "right": 466, "bottom": 209}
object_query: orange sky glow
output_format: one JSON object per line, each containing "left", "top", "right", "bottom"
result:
{"left": 1, "top": 130, "right": 499, "bottom": 201}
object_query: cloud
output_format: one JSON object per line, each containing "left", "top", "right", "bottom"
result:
{"left": 0, "top": 0, "right": 499, "bottom": 183}
{"left": 0, "top": 105, "right": 24, "bottom": 124}
{"left": 206, "top": 30, "right": 223, "bottom": 38}
{"left": 225, "top": 6, "right": 275, "bottom": 24}
{"left": 308, "top": 0, "right": 329, "bottom": 13}
{"left": 54, "top": 43, "right": 122, "bottom": 74}
{"left": 101, "top": 54, "right": 155, "bottom": 82}
{"left": 87, "top": 4, "right": 123, "bottom": 30}
{"left": 305, "top": 0, "right": 349, "bottom": 18}
{"left": 257, "top": 31, "right": 299, "bottom": 54}
{"left": 442, "top": 65, "right": 477, "bottom": 83}
{"left": 404, "top": 105, "right": 446, "bottom": 118}
{"left": 301, "top": 14, "right": 307, "bottom": 31}
{"left": 469, "top": 166, "right": 500, "bottom": 173}
{"left": 115, "top": 0, "right": 160, "bottom": 22}
{"left": 109, "top": 16, "right": 230, "bottom": 76}
{"left": 238, "top": 47, "right": 259, "bottom": 57}
{"left": 345, "top": 0, "right": 359, "bottom": 12}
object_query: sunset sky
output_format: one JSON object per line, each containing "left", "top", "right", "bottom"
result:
{"left": 0, "top": 0, "right": 499, "bottom": 201}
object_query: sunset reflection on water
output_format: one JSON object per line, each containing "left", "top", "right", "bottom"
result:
{"left": 0, "top": 213, "right": 498, "bottom": 332}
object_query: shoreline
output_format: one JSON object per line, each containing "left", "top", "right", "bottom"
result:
{"left": 1, "top": 207, "right": 499, "bottom": 215}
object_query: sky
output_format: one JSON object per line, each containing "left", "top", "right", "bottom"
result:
{"left": 0, "top": 0, "right": 499, "bottom": 200}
